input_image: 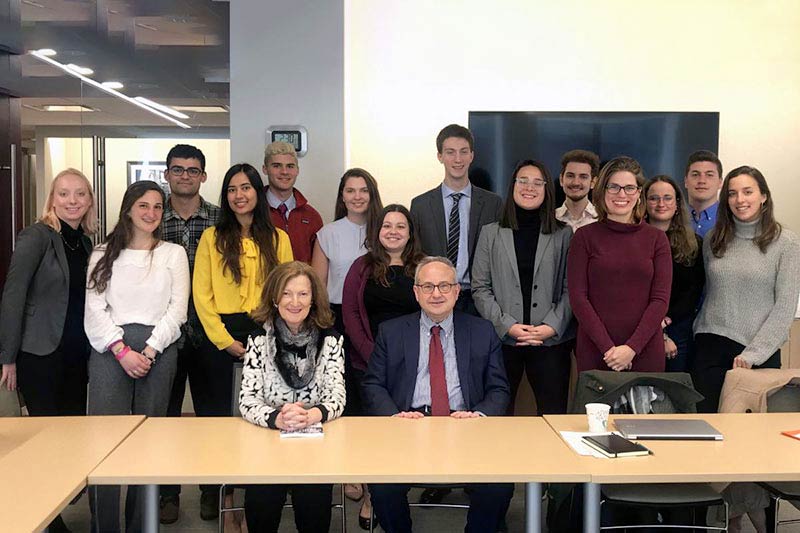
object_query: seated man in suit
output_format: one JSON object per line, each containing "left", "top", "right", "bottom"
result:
{"left": 362, "top": 256, "right": 513, "bottom": 533}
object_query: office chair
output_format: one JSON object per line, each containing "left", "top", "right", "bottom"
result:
{"left": 758, "top": 380, "right": 800, "bottom": 532}
{"left": 573, "top": 370, "right": 729, "bottom": 532}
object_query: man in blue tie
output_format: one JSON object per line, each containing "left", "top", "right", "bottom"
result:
{"left": 362, "top": 256, "right": 512, "bottom": 533}
{"left": 684, "top": 150, "right": 724, "bottom": 238}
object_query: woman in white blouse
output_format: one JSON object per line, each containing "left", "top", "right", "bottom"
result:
{"left": 84, "top": 180, "right": 189, "bottom": 532}
{"left": 240, "top": 260, "right": 345, "bottom": 531}
{"left": 311, "top": 167, "right": 383, "bottom": 329}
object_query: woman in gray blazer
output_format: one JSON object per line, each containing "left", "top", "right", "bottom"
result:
{"left": 472, "top": 159, "right": 574, "bottom": 415}
{"left": 0, "top": 168, "right": 96, "bottom": 415}
{"left": 0, "top": 169, "right": 96, "bottom": 532}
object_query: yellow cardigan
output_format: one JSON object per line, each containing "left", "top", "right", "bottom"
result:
{"left": 193, "top": 226, "right": 293, "bottom": 349}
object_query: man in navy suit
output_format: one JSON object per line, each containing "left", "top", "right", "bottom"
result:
{"left": 362, "top": 256, "right": 512, "bottom": 533}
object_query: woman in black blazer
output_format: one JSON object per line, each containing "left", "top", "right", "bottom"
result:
{"left": 0, "top": 168, "right": 96, "bottom": 415}
{"left": 472, "top": 159, "right": 574, "bottom": 415}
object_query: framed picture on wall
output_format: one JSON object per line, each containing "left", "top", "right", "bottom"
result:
{"left": 127, "top": 161, "right": 169, "bottom": 195}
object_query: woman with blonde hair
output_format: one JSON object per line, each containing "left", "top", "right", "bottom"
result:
{"left": 0, "top": 168, "right": 97, "bottom": 408}
{"left": 567, "top": 156, "right": 672, "bottom": 372}
{"left": 0, "top": 168, "right": 96, "bottom": 531}
{"left": 240, "top": 261, "right": 345, "bottom": 532}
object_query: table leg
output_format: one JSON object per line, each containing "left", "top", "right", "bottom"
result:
{"left": 525, "top": 482, "right": 542, "bottom": 533}
{"left": 143, "top": 484, "right": 159, "bottom": 532}
{"left": 584, "top": 482, "right": 601, "bottom": 533}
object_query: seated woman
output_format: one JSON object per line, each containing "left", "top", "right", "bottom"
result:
{"left": 84, "top": 180, "right": 189, "bottom": 532}
{"left": 240, "top": 261, "right": 345, "bottom": 532}
{"left": 643, "top": 175, "right": 704, "bottom": 372}
{"left": 472, "top": 159, "right": 574, "bottom": 415}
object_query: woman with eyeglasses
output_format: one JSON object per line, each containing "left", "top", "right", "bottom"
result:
{"left": 342, "top": 203, "right": 424, "bottom": 529}
{"left": 84, "top": 180, "right": 190, "bottom": 531}
{"left": 567, "top": 156, "right": 672, "bottom": 372}
{"left": 643, "top": 176, "right": 705, "bottom": 372}
{"left": 472, "top": 160, "right": 574, "bottom": 415}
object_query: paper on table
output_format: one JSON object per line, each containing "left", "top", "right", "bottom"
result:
{"left": 560, "top": 431, "right": 616, "bottom": 458}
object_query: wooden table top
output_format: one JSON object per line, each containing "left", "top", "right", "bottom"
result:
{"left": 544, "top": 412, "right": 800, "bottom": 484}
{"left": 89, "top": 416, "right": 589, "bottom": 485}
{"left": 0, "top": 415, "right": 145, "bottom": 532}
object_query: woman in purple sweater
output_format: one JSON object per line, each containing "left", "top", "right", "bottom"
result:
{"left": 567, "top": 156, "right": 672, "bottom": 373}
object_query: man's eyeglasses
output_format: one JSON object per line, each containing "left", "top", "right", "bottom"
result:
{"left": 605, "top": 184, "right": 640, "bottom": 195}
{"left": 415, "top": 282, "right": 458, "bottom": 294}
{"left": 168, "top": 165, "right": 203, "bottom": 178}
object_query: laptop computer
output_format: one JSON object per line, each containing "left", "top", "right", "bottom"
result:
{"left": 614, "top": 419, "right": 724, "bottom": 441}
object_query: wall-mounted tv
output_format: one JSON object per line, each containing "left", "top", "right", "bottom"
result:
{"left": 468, "top": 111, "right": 719, "bottom": 201}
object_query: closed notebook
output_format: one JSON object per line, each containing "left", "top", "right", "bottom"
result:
{"left": 581, "top": 434, "right": 651, "bottom": 458}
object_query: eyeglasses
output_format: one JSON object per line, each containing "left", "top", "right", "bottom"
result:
{"left": 415, "top": 282, "right": 458, "bottom": 294}
{"left": 606, "top": 183, "right": 640, "bottom": 195}
{"left": 646, "top": 195, "right": 676, "bottom": 204}
{"left": 516, "top": 178, "right": 546, "bottom": 188}
{"left": 168, "top": 165, "right": 203, "bottom": 178}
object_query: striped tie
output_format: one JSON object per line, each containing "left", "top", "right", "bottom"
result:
{"left": 446, "top": 193, "right": 463, "bottom": 265}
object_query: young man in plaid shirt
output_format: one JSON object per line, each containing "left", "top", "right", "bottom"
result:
{"left": 159, "top": 144, "right": 221, "bottom": 524}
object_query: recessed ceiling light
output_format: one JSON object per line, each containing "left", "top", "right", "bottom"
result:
{"left": 101, "top": 81, "right": 124, "bottom": 89}
{"left": 34, "top": 48, "right": 57, "bottom": 56}
{"left": 133, "top": 97, "right": 190, "bottom": 119}
{"left": 173, "top": 105, "right": 228, "bottom": 113}
{"left": 66, "top": 64, "right": 93, "bottom": 75}
{"left": 29, "top": 105, "right": 95, "bottom": 112}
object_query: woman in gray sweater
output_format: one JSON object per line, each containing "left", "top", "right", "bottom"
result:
{"left": 693, "top": 166, "right": 800, "bottom": 414}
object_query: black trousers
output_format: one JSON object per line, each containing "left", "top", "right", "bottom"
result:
{"left": 369, "top": 483, "right": 513, "bottom": 533}
{"left": 244, "top": 484, "right": 333, "bottom": 533}
{"left": 693, "top": 333, "right": 781, "bottom": 413}
{"left": 502, "top": 341, "right": 572, "bottom": 416}
{"left": 194, "top": 313, "right": 261, "bottom": 495}
{"left": 454, "top": 288, "right": 478, "bottom": 316}
{"left": 17, "top": 341, "right": 89, "bottom": 416}
{"left": 161, "top": 335, "right": 206, "bottom": 499}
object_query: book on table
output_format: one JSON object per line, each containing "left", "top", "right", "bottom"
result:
{"left": 280, "top": 423, "right": 323, "bottom": 438}
{"left": 581, "top": 434, "right": 651, "bottom": 458}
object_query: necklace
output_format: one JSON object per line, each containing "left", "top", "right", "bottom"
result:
{"left": 61, "top": 233, "right": 82, "bottom": 252}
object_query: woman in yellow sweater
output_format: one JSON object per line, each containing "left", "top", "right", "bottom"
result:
{"left": 193, "top": 163, "right": 292, "bottom": 522}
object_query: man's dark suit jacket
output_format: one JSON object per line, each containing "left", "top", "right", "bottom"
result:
{"left": 410, "top": 183, "right": 503, "bottom": 269}
{"left": 361, "top": 311, "right": 510, "bottom": 416}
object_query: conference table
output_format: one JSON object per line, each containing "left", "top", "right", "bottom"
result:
{"left": 88, "top": 415, "right": 587, "bottom": 532}
{"left": 0, "top": 415, "right": 145, "bottom": 532}
{"left": 545, "top": 412, "right": 800, "bottom": 532}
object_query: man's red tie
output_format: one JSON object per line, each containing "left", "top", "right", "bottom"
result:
{"left": 429, "top": 325, "right": 450, "bottom": 416}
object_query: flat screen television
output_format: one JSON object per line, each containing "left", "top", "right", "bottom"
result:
{"left": 468, "top": 111, "right": 719, "bottom": 202}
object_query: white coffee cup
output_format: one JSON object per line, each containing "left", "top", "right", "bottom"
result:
{"left": 585, "top": 403, "right": 611, "bottom": 432}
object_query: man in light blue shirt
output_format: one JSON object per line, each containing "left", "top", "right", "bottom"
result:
{"left": 410, "top": 124, "right": 503, "bottom": 315}
{"left": 362, "top": 257, "right": 512, "bottom": 532}
{"left": 684, "top": 150, "right": 723, "bottom": 238}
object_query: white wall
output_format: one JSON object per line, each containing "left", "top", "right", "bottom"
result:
{"left": 346, "top": 0, "right": 800, "bottom": 230}
{"left": 230, "top": 0, "right": 345, "bottom": 223}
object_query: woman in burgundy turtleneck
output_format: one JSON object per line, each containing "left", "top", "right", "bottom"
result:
{"left": 567, "top": 156, "right": 672, "bottom": 373}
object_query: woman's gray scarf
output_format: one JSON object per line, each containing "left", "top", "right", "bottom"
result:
{"left": 273, "top": 317, "right": 320, "bottom": 389}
